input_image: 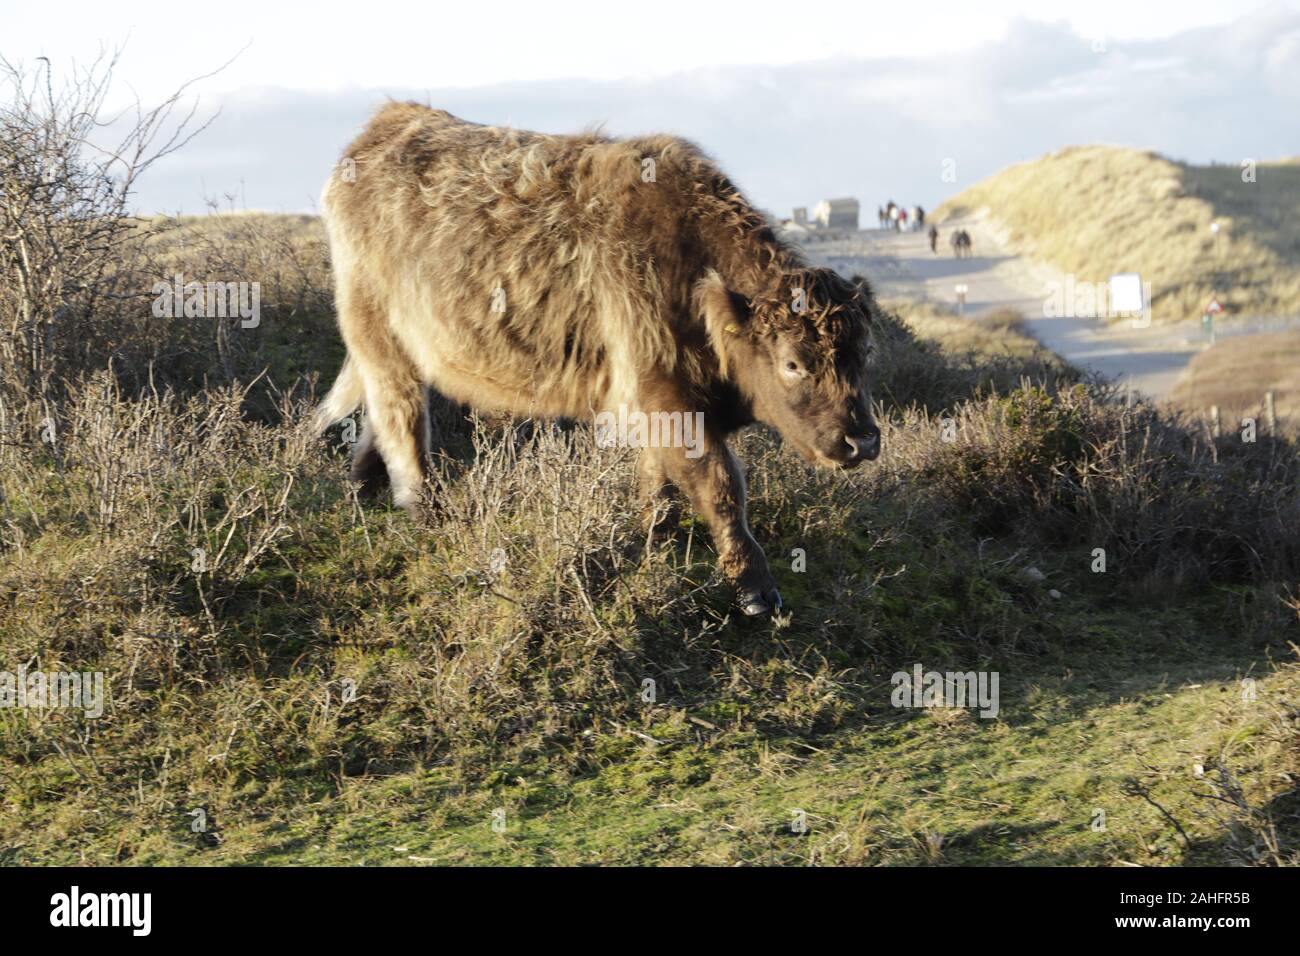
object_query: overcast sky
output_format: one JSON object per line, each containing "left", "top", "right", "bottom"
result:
{"left": 6, "top": 0, "right": 1298, "bottom": 215}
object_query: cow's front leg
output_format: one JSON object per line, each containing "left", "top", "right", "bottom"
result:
{"left": 648, "top": 420, "right": 781, "bottom": 616}
{"left": 637, "top": 449, "right": 681, "bottom": 539}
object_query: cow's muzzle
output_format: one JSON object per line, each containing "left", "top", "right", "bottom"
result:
{"left": 843, "top": 428, "right": 881, "bottom": 463}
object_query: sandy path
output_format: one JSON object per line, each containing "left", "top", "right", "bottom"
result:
{"left": 794, "top": 215, "right": 1299, "bottom": 399}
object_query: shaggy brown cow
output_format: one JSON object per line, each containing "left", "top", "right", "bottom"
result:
{"left": 315, "top": 102, "right": 880, "bottom": 615}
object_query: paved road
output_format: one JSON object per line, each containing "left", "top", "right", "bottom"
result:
{"left": 794, "top": 215, "right": 1300, "bottom": 399}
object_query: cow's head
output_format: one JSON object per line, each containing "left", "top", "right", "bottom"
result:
{"left": 698, "top": 266, "right": 880, "bottom": 468}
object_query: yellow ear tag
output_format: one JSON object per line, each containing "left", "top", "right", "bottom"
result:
{"left": 724, "top": 323, "right": 741, "bottom": 335}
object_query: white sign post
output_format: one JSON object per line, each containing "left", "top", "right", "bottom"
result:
{"left": 1109, "top": 273, "right": 1147, "bottom": 328}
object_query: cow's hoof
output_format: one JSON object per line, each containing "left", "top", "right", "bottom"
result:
{"left": 739, "top": 587, "right": 783, "bottom": 617}
{"left": 400, "top": 494, "right": 439, "bottom": 526}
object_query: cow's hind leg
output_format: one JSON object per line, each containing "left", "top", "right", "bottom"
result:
{"left": 339, "top": 308, "right": 430, "bottom": 513}
{"left": 350, "top": 416, "right": 390, "bottom": 499}
{"left": 358, "top": 369, "right": 429, "bottom": 513}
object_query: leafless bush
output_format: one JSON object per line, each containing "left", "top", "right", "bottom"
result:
{"left": 0, "top": 50, "right": 218, "bottom": 422}
{"left": 890, "top": 384, "right": 1300, "bottom": 583}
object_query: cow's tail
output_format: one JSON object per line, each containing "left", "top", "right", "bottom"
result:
{"left": 313, "top": 357, "right": 364, "bottom": 433}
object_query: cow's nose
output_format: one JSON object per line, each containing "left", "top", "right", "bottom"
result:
{"left": 844, "top": 430, "right": 881, "bottom": 461}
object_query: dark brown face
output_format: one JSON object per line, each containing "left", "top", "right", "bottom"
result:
{"left": 712, "top": 267, "right": 880, "bottom": 468}
{"left": 750, "top": 324, "right": 879, "bottom": 468}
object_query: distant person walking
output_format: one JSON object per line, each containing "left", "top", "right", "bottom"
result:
{"left": 898, "top": 207, "right": 908, "bottom": 231}
{"left": 889, "top": 204, "right": 900, "bottom": 231}
{"left": 950, "top": 228, "right": 972, "bottom": 259}
{"left": 928, "top": 224, "right": 939, "bottom": 253}
{"left": 950, "top": 228, "right": 972, "bottom": 258}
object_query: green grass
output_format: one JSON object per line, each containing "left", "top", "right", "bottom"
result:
{"left": 10, "top": 592, "right": 1291, "bottom": 866}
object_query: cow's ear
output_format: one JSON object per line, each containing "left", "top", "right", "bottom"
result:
{"left": 694, "top": 270, "right": 748, "bottom": 379}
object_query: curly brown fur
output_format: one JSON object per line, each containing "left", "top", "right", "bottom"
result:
{"left": 316, "top": 103, "right": 880, "bottom": 613}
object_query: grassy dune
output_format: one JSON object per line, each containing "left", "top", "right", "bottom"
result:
{"left": 2, "top": 215, "right": 1298, "bottom": 865}
{"left": 936, "top": 146, "right": 1300, "bottom": 324}
{"left": 1167, "top": 329, "right": 1300, "bottom": 431}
